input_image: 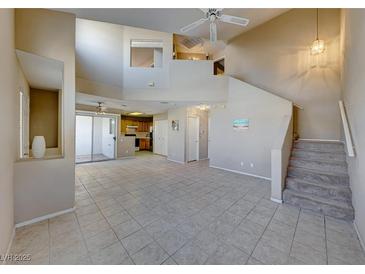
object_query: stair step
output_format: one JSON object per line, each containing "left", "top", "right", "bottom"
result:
{"left": 288, "top": 166, "right": 349, "bottom": 186}
{"left": 291, "top": 149, "right": 346, "bottom": 163}
{"left": 290, "top": 158, "right": 348, "bottom": 174}
{"left": 283, "top": 189, "right": 354, "bottom": 220}
{"left": 294, "top": 140, "right": 344, "bottom": 153}
{"left": 286, "top": 177, "right": 352, "bottom": 202}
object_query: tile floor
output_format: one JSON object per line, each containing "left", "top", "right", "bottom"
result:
{"left": 9, "top": 154, "right": 365, "bottom": 265}
{"left": 76, "top": 153, "right": 111, "bottom": 163}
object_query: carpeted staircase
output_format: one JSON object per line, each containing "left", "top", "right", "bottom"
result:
{"left": 283, "top": 140, "right": 354, "bottom": 220}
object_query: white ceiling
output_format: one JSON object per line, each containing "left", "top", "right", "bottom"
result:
{"left": 76, "top": 92, "right": 207, "bottom": 116}
{"left": 55, "top": 8, "right": 289, "bottom": 41}
{"left": 16, "top": 50, "right": 63, "bottom": 90}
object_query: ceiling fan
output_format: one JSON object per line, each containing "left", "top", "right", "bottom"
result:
{"left": 180, "top": 8, "right": 250, "bottom": 43}
{"left": 96, "top": 102, "right": 107, "bottom": 114}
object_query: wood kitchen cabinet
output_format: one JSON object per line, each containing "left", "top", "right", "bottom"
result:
{"left": 120, "top": 116, "right": 153, "bottom": 133}
{"left": 139, "top": 138, "right": 150, "bottom": 150}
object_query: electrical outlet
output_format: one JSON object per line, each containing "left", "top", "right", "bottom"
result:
{"left": 240, "top": 162, "right": 244, "bottom": 167}
{"left": 250, "top": 163, "right": 254, "bottom": 168}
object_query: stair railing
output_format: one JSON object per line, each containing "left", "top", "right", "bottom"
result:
{"left": 339, "top": 100, "right": 355, "bottom": 157}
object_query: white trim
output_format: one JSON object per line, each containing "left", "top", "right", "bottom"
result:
{"left": 167, "top": 158, "right": 185, "bottom": 164}
{"left": 213, "top": 55, "right": 225, "bottom": 63}
{"left": 339, "top": 100, "right": 355, "bottom": 157}
{"left": 354, "top": 220, "right": 365, "bottom": 252}
{"left": 209, "top": 165, "right": 271, "bottom": 181}
{"left": 2, "top": 227, "right": 15, "bottom": 265}
{"left": 15, "top": 207, "right": 75, "bottom": 228}
{"left": 298, "top": 138, "right": 341, "bottom": 143}
{"left": 270, "top": 197, "right": 283, "bottom": 204}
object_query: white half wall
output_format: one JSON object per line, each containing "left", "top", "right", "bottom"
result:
{"left": 209, "top": 78, "right": 292, "bottom": 179}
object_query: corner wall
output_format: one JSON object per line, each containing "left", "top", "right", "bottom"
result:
{"left": 222, "top": 8, "right": 342, "bottom": 140}
{"left": 14, "top": 9, "right": 76, "bottom": 224}
{"left": 167, "top": 107, "right": 187, "bottom": 163}
{"left": 340, "top": 8, "right": 365, "bottom": 248}
{"left": 0, "top": 8, "right": 17, "bottom": 256}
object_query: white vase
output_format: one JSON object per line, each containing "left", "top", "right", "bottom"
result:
{"left": 32, "top": 136, "right": 46, "bottom": 158}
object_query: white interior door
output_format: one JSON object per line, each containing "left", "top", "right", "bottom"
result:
{"left": 188, "top": 117, "right": 199, "bottom": 162}
{"left": 76, "top": 115, "right": 93, "bottom": 163}
{"left": 154, "top": 120, "right": 168, "bottom": 156}
{"left": 101, "top": 117, "right": 116, "bottom": 159}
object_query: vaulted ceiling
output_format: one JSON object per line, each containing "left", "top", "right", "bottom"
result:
{"left": 55, "top": 8, "right": 289, "bottom": 41}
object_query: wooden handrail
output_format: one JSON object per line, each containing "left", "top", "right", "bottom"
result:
{"left": 339, "top": 100, "right": 355, "bottom": 157}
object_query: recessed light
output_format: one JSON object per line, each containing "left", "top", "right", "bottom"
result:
{"left": 129, "top": 112, "right": 143, "bottom": 116}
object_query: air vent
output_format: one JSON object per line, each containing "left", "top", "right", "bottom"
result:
{"left": 181, "top": 37, "right": 204, "bottom": 49}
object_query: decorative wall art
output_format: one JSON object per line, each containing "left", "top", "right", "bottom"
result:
{"left": 233, "top": 118, "right": 249, "bottom": 131}
{"left": 172, "top": 120, "right": 179, "bottom": 131}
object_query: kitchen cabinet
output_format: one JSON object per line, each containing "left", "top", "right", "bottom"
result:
{"left": 139, "top": 138, "right": 151, "bottom": 150}
{"left": 120, "top": 116, "right": 153, "bottom": 133}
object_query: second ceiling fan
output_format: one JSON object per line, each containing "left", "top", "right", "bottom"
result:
{"left": 180, "top": 8, "right": 250, "bottom": 43}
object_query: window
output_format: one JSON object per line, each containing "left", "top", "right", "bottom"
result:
{"left": 130, "top": 39, "right": 163, "bottom": 68}
{"left": 109, "top": 118, "right": 115, "bottom": 134}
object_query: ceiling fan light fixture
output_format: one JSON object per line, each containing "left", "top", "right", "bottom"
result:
{"left": 180, "top": 8, "right": 249, "bottom": 44}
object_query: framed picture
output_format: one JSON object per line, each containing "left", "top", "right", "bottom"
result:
{"left": 233, "top": 118, "right": 249, "bottom": 131}
{"left": 172, "top": 120, "right": 179, "bottom": 131}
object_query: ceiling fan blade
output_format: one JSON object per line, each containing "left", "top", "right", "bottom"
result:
{"left": 210, "top": 22, "right": 217, "bottom": 43}
{"left": 200, "top": 8, "right": 209, "bottom": 14}
{"left": 180, "top": 18, "right": 208, "bottom": 33}
{"left": 219, "top": 14, "right": 249, "bottom": 26}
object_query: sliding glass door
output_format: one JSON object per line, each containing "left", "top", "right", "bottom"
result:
{"left": 76, "top": 114, "right": 117, "bottom": 164}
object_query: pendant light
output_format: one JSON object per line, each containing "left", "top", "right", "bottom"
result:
{"left": 311, "top": 9, "right": 325, "bottom": 55}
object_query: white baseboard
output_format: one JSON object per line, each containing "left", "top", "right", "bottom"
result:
{"left": 2, "top": 227, "right": 15, "bottom": 265}
{"left": 167, "top": 158, "right": 185, "bottom": 164}
{"left": 15, "top": 207, "right": 75, "bottom": 228}
{"left": 271, "top": 197, "right": 283, "bottom": 204}
{"left": 298, "top": 138, "right": 341, "bottom": 143}
{"left": 354, "top": 220, "right": 365, "bottom": 252}
{"left": 209, "top": 165, "right": 271, "bottom": 181}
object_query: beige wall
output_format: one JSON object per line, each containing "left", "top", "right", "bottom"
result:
{"left": 340, "top": 8, "right": 365, "bottom": 249}
{"left": 209, "top": 78, "right": 292, "bottom": 179}
{"left": 222, "top": 8, "right": 342, "bottom": 140}
{"left": 167, "top": 107, "right": 187, "bottom": 163}
{"left": 0, "top": 8, "right": 17, "bottom": 256}
{"left": 14, "top": 9, "right": 76, "bottom": 224}
{"left": 29, "top": 88, "right": 59, "bottom": 149}
{"left": 187, "top": 107, "right": 209, "bottom": 160}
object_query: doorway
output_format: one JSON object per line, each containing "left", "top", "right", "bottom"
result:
{"left": 187, "top": 116, "right": 199, "bottom": 162}
{"left": 213, "top": 58, "right": 225, "bottom": 75}
{"left": 75, "top": 114, "right": 117, "bottom": 163}
{"left": 154, "top": 120, "right": 168, "bottom": 156}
